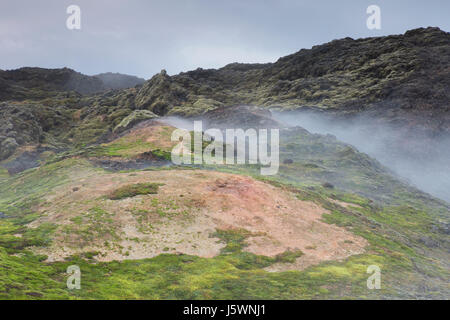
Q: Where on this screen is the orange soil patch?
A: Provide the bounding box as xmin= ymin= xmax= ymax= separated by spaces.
xmin=29 ymin=169 xmax=367 ymax=270
xmin=203 ymin=177 xmax=367 ymax=271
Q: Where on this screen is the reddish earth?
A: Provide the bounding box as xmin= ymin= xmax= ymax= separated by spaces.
xmin=30 ymin=168 xmax=367 ymax=270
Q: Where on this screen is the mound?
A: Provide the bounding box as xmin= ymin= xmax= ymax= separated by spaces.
xmin=29 ymin=169 xmax=366 ymax=270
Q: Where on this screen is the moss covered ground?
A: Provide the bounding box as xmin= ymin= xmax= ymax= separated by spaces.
xmin=0 ymin=149 xmax=448 ymax=299
xmin=0 ymin=106 xmax=448 ymax=300
xmin=108 ymin=183 xmax=163 ymax=200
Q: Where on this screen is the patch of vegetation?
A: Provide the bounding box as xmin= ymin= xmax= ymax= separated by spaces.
xmin=0 ymin=218 xmax=401 ymax=300
xmin=129 ymin=198 xmax=188 ymax=233
xmin=85 ymin=125 xmax=175 ymax=159
xmin=0 ymin=176 xmax=447 ymax=300
xmin=113 ymin=110 xmax=158 ymax=134
xmin=0 ymin=167 xmax=9 ymax=181
xmin=212 ymin=229 xmax=303 ymax=270
xmin=150 ymin=149 xmax=172 ymax=161
xmin=0 ymin=221 xmax=56 ymax=252
xmin=62 ymin=207 xmax=120 ymax=247
xmin=213 ymin=228 xmax=253 ymax=252
xmin=275 ymin=249 xmax=304 ymax=263
xmin=0 ymin=158 xmax=94 ymax=220
xmin=90 ymin=139 xmax=154 ymax=158
xmin=108 ymin=183 xmax=163 ymax=200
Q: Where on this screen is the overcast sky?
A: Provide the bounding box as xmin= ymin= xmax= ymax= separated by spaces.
xmin=1 ymin=0 xmax=449 ymax=79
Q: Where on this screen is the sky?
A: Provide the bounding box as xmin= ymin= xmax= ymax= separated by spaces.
xmin=1 ymin=0 xmax=449 ymax=79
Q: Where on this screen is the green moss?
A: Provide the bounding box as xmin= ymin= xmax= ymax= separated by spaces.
xmin=0 ymin=158 xmax=93 ymax=221
xmin=87 ymin=135 xmax=173 ymax=159
xmin=0 ymin=193 xmax=446 ymax=299
xmin=0 ymin=167 xmax=9 ymax=181
xmin=61 ymin=207 xmax=120 ymax=247
xmin=212 ymin=229 xmax=303 ymax=270
xmin=212 ymin=228 xmax=253 ymax=253
xmin=113 ymin=110 xmax=158 ymax=133
xmin=108 ymin=183 xmax=163 ymax=200
xmin=168 ymin=97 xmax=223 ymax=116
xmin=69 ymin=117 xmax=110 ymax=148
xmin=0 ymin=136 xmax=448 ymax=299
xmin=275 ymin=249 xmax=304 ymax=263
xmin=150 ymin=149 xmax=172 ymax=161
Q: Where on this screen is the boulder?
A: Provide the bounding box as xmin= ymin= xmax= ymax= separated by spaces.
xmin=0 ymin=137 xmax=19 ymax=160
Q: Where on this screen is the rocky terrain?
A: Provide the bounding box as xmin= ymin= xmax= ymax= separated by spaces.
xmin=1 ymin=27 xmax=448 ymax=164
xmin=139 ymin=27 xmax=449 ymax=133
xmin=0 ymin=27 xmax=449 ymax=300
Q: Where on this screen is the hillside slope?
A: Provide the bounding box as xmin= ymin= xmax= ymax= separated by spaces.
xmin=0 ymin=116 xmax=448 ymax=299
xmin=134 ymin=27 xmax=449 ymax=135
xmin=1 ymin=27 xmax=448 ymax=163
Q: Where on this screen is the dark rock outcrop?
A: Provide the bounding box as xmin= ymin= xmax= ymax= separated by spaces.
xmin=132 ymin=27 xmax=449 ymax=137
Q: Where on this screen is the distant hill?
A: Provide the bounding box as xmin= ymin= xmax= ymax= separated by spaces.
xmin=0 ymin=67 xmax=105 ymax=100
xmin=94 ymin=72 xmax=145 ymax=90
xmin=0 ymin=67 xmax=144 ymax=101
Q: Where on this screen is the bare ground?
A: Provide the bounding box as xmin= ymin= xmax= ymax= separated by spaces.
xmin=30 ymin=168 xmax=367 ymax=270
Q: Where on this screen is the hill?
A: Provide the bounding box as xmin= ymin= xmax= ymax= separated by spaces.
xmin=94 ymin=72 xmax=145 ymax=90
xmin=0 ymin=67 xmax=145 ymax=101
xmin=133 ymin=27 xmax=449 ymax=136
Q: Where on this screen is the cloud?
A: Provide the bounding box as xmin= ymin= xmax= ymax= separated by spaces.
xmin=0 ymin=0 xmax=449 ymax=77
xmin=178 ymin=44 xmax=281 ymax=70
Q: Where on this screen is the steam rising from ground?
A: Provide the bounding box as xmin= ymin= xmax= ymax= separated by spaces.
xmin=161 ymin=116 xmax=196 ymax=132
xmin=162 ymin=113 xmax=450 ymax=202
xmin=273 ymin=111 xmax=450 ymax=203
